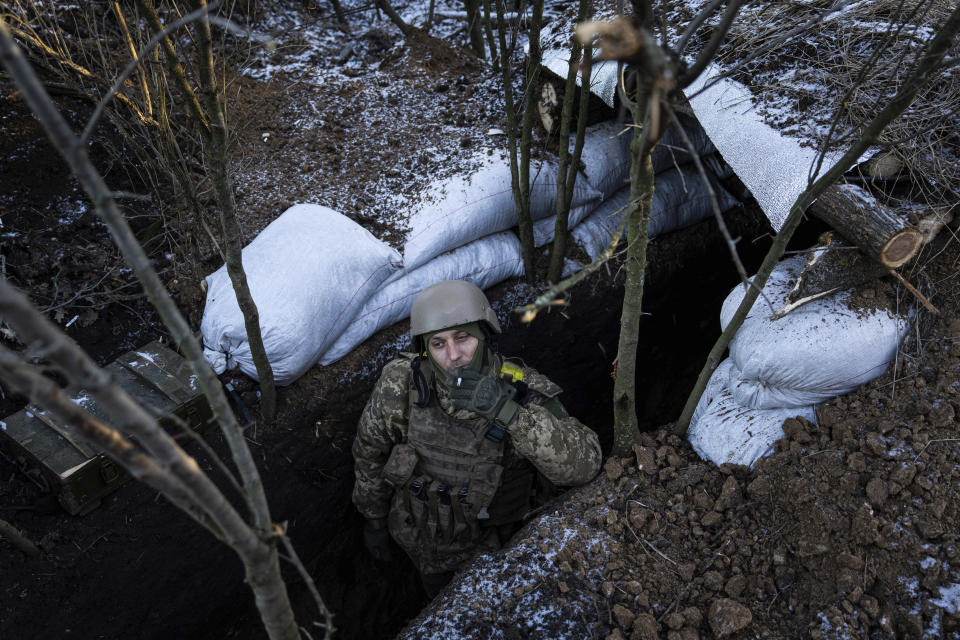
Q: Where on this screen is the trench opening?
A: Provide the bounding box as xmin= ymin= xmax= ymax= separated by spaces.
xmin=217 ymin=205 xmax=831 ymax=640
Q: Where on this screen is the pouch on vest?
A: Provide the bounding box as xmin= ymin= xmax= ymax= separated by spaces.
xmin=383 ymin=443 xmax=419 ymax=488
xmin=406 ymin=474 xmax=431 ymax=532
xmin=467 ymin=461 xmax=504 ymax=520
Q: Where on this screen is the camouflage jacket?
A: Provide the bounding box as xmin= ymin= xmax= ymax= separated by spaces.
xmin=352 ymin=352 xmax=602 ymax=522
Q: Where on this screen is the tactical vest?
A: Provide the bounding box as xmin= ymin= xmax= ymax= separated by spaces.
xmin=381 ymin=359 xmax=537 ymax=574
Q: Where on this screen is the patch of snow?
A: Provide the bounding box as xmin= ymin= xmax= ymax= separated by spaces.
xmin=401 ymin=512 xmax=616 ymax=638
xmin=900 ymin=576 xmax=920 ymax=598
xmin=931 ymin=583 xmax=960 ymax=614
xmin=135 ymin=351 xmax=157 ymax=364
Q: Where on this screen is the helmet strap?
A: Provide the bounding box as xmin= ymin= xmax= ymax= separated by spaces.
xmin=411 ymin=353 xmax=432 ymax=408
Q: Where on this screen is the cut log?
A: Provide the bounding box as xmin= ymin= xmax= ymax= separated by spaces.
xmin=809 ymin=183 xmax=923 ymax=269
xmin=536 ymin=73 xmax=615 ymax=135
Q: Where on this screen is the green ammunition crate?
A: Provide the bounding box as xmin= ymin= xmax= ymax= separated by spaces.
xmin=0 ymin=341 xmax=215 ymax=515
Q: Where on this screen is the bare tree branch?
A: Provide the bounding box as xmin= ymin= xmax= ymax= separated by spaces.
xmin=80 ymin=3 xmax=216 ymax=145
xmin=677 ymin=0 xmax=748 ymax=89
xmin=662 ymin=102 xmax=774 ymax=311
xmin=0 ymin=20 xmax=300 ymax=639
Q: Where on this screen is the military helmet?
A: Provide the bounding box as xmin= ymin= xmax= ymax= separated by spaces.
xmin=410 ymin=280 xmax=501 ymax=340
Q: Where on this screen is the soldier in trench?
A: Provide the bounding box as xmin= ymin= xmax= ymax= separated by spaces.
xmin=352 ymin=280 xmax=602 ymax=597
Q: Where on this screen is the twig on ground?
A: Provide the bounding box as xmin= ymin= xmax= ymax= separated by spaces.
xmin=888 ymin=268 xmax=940 ymax=314
xmin=642 ymin=538 xmax=676 ymax=566
xmin=913 ymin=438 xmax=960 ymax=461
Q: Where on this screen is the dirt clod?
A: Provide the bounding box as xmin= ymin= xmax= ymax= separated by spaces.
xmin=708 ymin=598 xmax=752 ymax=637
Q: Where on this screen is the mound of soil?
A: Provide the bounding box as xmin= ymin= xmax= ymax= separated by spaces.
xmin=404 ymin=237 xmax=960 ymax=639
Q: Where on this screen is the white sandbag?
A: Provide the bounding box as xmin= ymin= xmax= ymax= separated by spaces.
xmin=574 ymin=121 xmax=632 ymax=199
xmin=689 ymin=359 xmax=817 ymax=468
xmin=720 ymin=255 xmax=912 ymax=409
xmin=652 ymin=111 xmax=717 ymax=174
xmin=572 ymin=167 xmax=739 ymax=259
xmin=321 ymin=232 xmax=524 ymax=365
xmin=201 ymin=204 xmax=401 ymax=384
xmin=596 ymin=113 xmax=718 ymax=182
xmin=647 ymin=166 xmax=739 ymax=237
xmin=571 ymin=188 xmax=631 ymax=259
xmin=403 ymin=149 xmax=601 ymax=272
xmin=532 ymin=202 xmax=598 ymax=248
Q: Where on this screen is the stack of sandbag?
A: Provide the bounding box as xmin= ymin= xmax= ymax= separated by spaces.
xmin=572 ymin=167 xmax=739 ymax=260
xmin=200 ymin=115 xmax=742 ymax=379
xmin=320 ymin=142 xmax=606 ymax=365
xmin=401 ymin=148 xmax=602 ymax=273
xmin=200 ymin=204 xmax=401 ymax=384
xmin=688 ymin=255 xmax=913 ymax=467
xmin=571 ymin=114 xmax=740 ymax=260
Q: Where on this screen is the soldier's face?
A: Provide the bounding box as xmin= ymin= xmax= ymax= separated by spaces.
xmin=427 ymin=329 xmax=479 ymax=373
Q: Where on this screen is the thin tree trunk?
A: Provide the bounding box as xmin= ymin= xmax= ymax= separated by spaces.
xmin=329 ymin=0 xmax=352 ymax=34
xmin=135 ymin=0 xmax=210 ymax=135
xmin=375 ymin=0 xmax=415 ymax=37
xmin=496 ymin=0 xmax=535 ymax=277
xmin=612 ymin=87 xmax=656 ymax=456
xmin=675 ymin=2 xmax=960 ymax=435
xmin=517 ymin=0 xmax=544 ymax=277
xmin=464 ymin=0 xmax=485 ymax=57
xmin=482 ymin=0 xmax=498 ymax=71
xmin=191 ymin=0 xmax=276 ymax=424
xmin=548 ymin=0 xmax=592 ymax=283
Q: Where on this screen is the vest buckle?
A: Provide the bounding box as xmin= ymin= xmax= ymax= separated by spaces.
xmin=485 ymin=423 xmax=506 ymax=443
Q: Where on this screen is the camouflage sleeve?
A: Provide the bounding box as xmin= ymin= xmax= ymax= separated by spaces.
xmin=352 ymin=358 xmax=411 ymax=520
xmin=508 ymin=370 xmax=602 ymax=487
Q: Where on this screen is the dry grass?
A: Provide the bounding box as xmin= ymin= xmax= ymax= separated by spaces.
xmin=711 ymin=0 xmax=960 ymax=209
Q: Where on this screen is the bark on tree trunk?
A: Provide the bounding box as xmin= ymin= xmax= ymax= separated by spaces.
xmin=612 ymin=93 xmax=653 ymax=456
xmin=375 ymin=0 xmax=415 ymax=37
xmin=548 ymin=2 xmax=592 ymax=284
xmin=496 ymin=0 xmax=536 ymax=277
xmin=463 ymin=0 xmax=485 ymax=57
xmin=192 ymin=0 xmax=277 ymax=425
xmin=518 ymin=0 xmax=544 ymax=278
xmin=809 ymin=183 xmax=923 ymax=269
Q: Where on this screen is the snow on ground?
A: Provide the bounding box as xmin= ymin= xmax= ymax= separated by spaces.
xmin=228 ymin=0 xmax=530 ymax=245
xmin=399 ymin=503 xmax=620 ymax=639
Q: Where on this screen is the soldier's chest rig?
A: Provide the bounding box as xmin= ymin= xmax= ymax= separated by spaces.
xmin=383 ymin=359 xmax=536 ymax=570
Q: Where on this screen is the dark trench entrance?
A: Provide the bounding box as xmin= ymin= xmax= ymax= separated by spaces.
xmin=221 ymin=204 xmax=830 ymax=640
